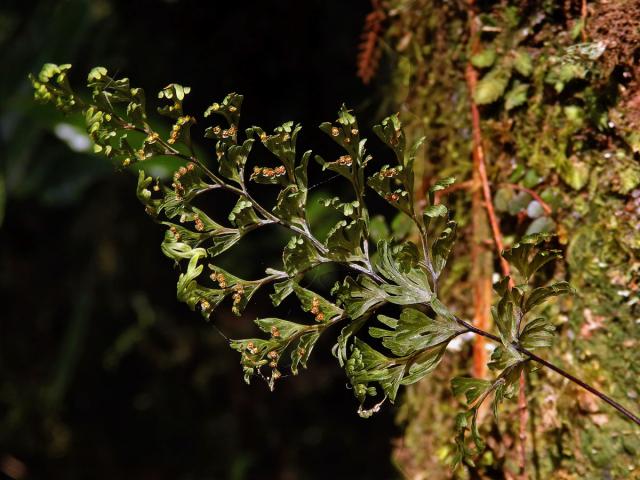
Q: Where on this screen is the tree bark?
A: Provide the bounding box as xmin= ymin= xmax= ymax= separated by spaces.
xmin=382 ymin=1 xmax=640 ymax=478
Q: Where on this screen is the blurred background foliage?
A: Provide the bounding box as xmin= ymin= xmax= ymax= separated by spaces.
xmin=0 ymin=0 xmax=401 ymax=478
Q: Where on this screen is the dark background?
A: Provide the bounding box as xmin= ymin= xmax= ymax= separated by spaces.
xmin=0 ymin=1 xmax=401 ymax=478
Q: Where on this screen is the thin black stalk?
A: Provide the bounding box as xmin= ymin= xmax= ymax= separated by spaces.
xmin=454 ymin=315 xmax=640 ymax=427
xmin=521 ymin=347 xmax=640 ymax=426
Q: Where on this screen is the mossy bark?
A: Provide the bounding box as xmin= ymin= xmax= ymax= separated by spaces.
xmin=379 ymin=1 xmax=640 ymax=478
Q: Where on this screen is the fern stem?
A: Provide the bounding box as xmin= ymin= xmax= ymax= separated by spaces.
xmin=520 ymin=347 xmax=640 ymax=426
xmin=456 ymin=316 xmax=640 ymax=427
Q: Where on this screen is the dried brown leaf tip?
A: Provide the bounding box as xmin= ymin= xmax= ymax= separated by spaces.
xmin=357 ymin=0 xmax=386 ymax=85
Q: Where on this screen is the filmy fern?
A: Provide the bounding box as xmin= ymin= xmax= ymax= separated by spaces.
xmin=31 ymin=63 xmax=640 ymax=465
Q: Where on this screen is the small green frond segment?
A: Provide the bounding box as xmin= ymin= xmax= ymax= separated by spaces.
xmin=451 ymin=377 xmax=492 ymax=406
xmin=332 ymin=275 xmax=387 ymax=320
xmin=369 ymin=114 xmax=424 ymax=214
xmin=231 ymin=316 xmax=327 ymax=388
xmin=204 ymin=92 xmax=243 ymax=127
xmin=520 ymin=317 xmax=555 ymax=350
xmin=501 ymin=233 xmax=561 ymax=282
xmin=375 ymin=241 xmax=433 ymax=305
xmin=453 ymin=409 xmax=484 ymax=467
xmin=367 ymin=164 xmax=412 ymax=214
xmin=451 ymin=365 xmax=524 ymax=466
xmin=524 ymin=281 xmax=573 ymax=312
xmin=488 ymin=345 xmax=526 ymax=371
xmin=492 ymin=295 xmax=518 ymax=346
xmin=373 ymin=114 xmax=407 ymax=165
xmin=317 ymin=105 xmax=368 ymax=188
xmin=428 ymin=176 xmax=455 ymax=204
xmin=320 ymin=197 xmax=361 ymax=219
xmin=432 ymin=220 xmax=457 ymax=277
xmin=292 ymin=284 xmax=343 ymax=323
xmin=369 ymin=307 xmax=464 ymax=357
xmin=157 ymin=83 xmax=191 ymax=118
xmin=31 ymin=63 xmax=77 ymax=112
xmin=283 ymin=236 xmax=325 ymax=276
xmin=249 ymin=121 xmax=302 ymax=180
xmin=423 ymin=203 xmax=447 ymax=221
xmin=176 ymin=251 xmax=225 ymax=320
xmin=270 ymin=278 xmax=295 ymax=307
xmin=345 ymin=337 xmax=425 ymax=409
xmin=324 ymin=219 xmax=366 ymax=262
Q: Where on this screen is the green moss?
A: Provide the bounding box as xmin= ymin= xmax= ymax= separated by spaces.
xmin=384 ymin=0 xmax=640 ymax=477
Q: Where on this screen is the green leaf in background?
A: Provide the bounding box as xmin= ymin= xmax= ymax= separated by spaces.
xmin=473 ymin=64 xmax=512 ymax=105
xmin=512 ymin=49 xmax=533 ymax=77
xmin=525 ymin=216 xmax=556 ymax=235
xmin=505 ymin=81 xmax=529 ymax=110
xmin=471 ymin=48 xmax=497 ymax=68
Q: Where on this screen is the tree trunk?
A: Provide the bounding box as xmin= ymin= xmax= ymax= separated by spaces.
xmin=377 ymin=1 xmax=640 ymax=478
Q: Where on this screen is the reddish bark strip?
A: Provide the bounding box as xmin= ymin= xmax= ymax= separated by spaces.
xmin=465 ymin=2 xmax=526 ymax=477
xmin=581 ymin=0 xmax=588 ymax=42
xmin=465 ymin=21 xmax=493 ymax=383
